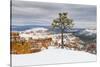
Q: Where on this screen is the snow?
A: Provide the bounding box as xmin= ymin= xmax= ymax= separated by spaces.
xmin=79 ymin=29 xmax=96 ymax=35
xmin=12 ymin=28 xmax=96 ymax=66
xmin=12 ymin=47 xmax=96 ymax=67
xmin=24 ymin=27 xmax=48 ymax=33
xmin=19 ymin=27 xmax=51 ymax=40
xmin=86 ymin=29 xmax=96 ymax=33
xmin=19 ymin=33 xmax=51 ymax=40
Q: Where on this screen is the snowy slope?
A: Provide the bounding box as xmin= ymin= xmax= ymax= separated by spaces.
xmin=24 ymin=27 xmax=48 ymax=33
xmin=12 ymin=47 xmax=96 ymax=67
xmin=78 ymin=29 xmax=96 ymax=36
xmin=19 ymin=27 xmax=51 ymax=40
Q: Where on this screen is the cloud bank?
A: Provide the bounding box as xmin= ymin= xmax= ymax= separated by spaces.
xmin=12 ymin=0 xmax=96 ymax=28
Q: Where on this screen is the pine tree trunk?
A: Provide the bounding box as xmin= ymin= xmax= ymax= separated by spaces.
xmin=61 ymin=29 xmax=64 ymax=49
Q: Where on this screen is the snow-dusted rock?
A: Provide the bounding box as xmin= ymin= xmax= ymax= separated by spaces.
xmin=19 ymin=27 xmax=51 ymax=40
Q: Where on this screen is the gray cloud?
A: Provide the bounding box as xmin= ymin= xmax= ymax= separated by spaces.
xmin=12 ymin=0 xmax=96 ymax=28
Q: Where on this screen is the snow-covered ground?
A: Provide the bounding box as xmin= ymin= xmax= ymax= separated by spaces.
xmin=12 ymin=46 xmax=96 ymax=67
xmin=78 ymin=29 xmax=96 ymax=36
xmin=12 ymin=28 xmax=96 ymax=66
xmin=19 ymin=27 xmax=52 ymax=40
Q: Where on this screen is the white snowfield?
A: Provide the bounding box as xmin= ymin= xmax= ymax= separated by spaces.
xmin=19 ymin=27 xmax=51 ymax=40
xmin=12 ymin=47 xmax=96 ymax=67
xmin=79 ymin=29 xmax=96 ymax=36
xmin=24 ymin=27 xmax=48 ymax=33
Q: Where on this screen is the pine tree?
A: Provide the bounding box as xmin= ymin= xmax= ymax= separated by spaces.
xmin=52 ymin=12 xmax=74 ymax=49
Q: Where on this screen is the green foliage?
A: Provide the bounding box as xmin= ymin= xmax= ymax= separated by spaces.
xmin=51 ymin=12 xmax=74 ymax=48
xmin=52 ymin=12 xmax=74 ymax=30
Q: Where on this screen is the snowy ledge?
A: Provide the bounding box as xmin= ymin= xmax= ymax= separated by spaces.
xmin=12 ymin=46 xmax=96 ymax=67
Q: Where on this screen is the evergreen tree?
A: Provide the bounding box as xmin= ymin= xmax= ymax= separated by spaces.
xmin=52 ymin=12 xmax=74 ymax=48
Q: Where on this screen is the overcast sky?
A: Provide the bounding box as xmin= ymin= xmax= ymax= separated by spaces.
xmin=12 ymin=0 xmax=96 ymax=28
